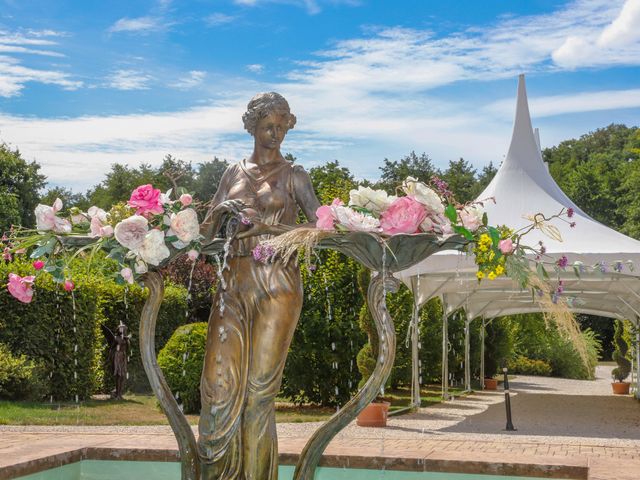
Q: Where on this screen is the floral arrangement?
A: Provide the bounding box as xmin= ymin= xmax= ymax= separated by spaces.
xmin=2 ymin=185 xmax=202 ymax=303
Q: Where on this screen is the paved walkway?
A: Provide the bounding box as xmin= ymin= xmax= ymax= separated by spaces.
xmin=2 ymin=366 xmax=640 ymax=479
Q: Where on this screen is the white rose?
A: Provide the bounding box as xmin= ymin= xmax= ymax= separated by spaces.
xmin=87 ymin=206 xmax=108 ymax=222
xmin=170 ymin=208 xmax=200 ymax=243
xmin=402 ymin=177 xmax=445 ymax=215
xmin=459 ymin=204 xmax=484 ymax=232
xmin=35 ymin=198 xmax=72 ymax=233
xmin=114 ymin=215 xmax=149 ymax=253
xmin=334 ymin=206 xmax=381 ymax=232
xmin=138 ymin=229 xmax=171 ymax=266
xmin=348 ymin=186 xmax=396 ymax=215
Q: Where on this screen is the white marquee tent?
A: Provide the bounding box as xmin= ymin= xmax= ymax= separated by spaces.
xmin=396 ymin=75 xmax=640 ymax=406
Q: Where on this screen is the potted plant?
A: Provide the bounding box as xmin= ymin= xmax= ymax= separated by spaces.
xmin=611 ymin=320 xmax=631 ymax=394
xmin=355 ymin=266 xmax=391 ymax=427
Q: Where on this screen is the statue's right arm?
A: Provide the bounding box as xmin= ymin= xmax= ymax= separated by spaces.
xmin=200 ymin=166 xmax=244 ymax=240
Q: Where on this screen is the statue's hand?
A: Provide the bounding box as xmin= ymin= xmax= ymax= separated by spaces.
xmin=211 ymin=199 xmax=246 ymax=218
xmin=235 ymin=220 xmax=271 ymax=239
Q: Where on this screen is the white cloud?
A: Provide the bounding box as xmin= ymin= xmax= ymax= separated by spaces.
xmin=170 ymin=70 xmax=206 ymax=89
xmin=108 ymin=16 xmax=163 ymax=34
xmin=552 ymin=0 xmax=640 ymax=68
xmin=0 ymin=30 xmax=80 ymax=97
xmin=246 ymin=64 xmax=264 ymax=73
xmin=106 ymin=69 xmax=153 ymax=90
xmin=205 ymin=13 xmax=237 ymax=26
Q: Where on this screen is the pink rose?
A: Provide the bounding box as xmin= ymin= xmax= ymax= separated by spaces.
xmin=90 ymin=216 xmax=114 ymax=238
xmin=380 ymin=197 xmax=427 ymax=235
xmin=498 ymin=238 xmax=514 ymax=254
xmin=63 ymin=279 xmax=75 ymax=292
xmin=179 ymin=193 xmax=193 ymax=206
xmin=315 ymin=198 xmax=343 ymax=231
xmin=128 ymin=184 xmax=164 ymax=217
xmin=187 ymin=249 xmax=199 ymax=262
xmin=7 ymin=273 xmax=35 ymax=303
xmin=120 ymin=267 xmax=134 ymax=284
xmin=33 ymin=260 xmax=45 ymax=270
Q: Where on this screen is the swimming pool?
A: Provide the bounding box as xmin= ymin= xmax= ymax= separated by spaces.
xmin=15 ymin=460 xmax=574 ymax=480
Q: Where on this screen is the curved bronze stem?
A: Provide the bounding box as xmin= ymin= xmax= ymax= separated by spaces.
xmin=293 ymin=271 xmax=400 ymax=480
xmin=140 ymin=272 xmax=200 ymax=480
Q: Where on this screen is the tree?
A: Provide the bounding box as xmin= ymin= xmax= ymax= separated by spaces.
xmin=439 ymin=158 xmax=477 ymax=203
xmin=476 ymin=161 xmax=497 ymax=196
xmin=40 ymin=186 xmax=89 ymax=211
xmin=192 ymin=158 xmax=229 ymax=204
xmin=377 ymin=152 xmax=436 ymax=193
xmin=0 ymin=143 xmax=46 ymax=229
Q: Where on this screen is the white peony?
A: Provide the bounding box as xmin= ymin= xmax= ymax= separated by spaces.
xmin=138 ymin=229 xmax=171 ymax=266
xmin=114 ymin=215 xmax=149 ymax=253
xmin=87 ymin=206 xmax=108 ymax=222
xmin=334 ymin=206 xmax=381 ymax=232
xmin=349 ymin=186 xmax=397 ymax=215
xmin=402 ymin=177 xmax=445 ymax=215
xmin=459 ymin=204 xmax=484 ymax=232
xmin=170 ymin=208 xmax=200 ymax=243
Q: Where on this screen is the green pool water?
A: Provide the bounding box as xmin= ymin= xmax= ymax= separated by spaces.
xmin=15 ymin=460 xmax=565 ymax=480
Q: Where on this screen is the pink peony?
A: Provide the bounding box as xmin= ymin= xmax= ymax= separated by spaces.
xmin=379 ymin=197 xmax=427 ymax=235
xmin=459 ymin=205 xmax=483 ymax=232
xmin=179 ymin=193 xmax=193 ymax=206
xmin=498 ymin=238 xmax=514 ymax=254
xmin=187 ymin=249 xmax=199 ymax=262
xmin=33 ymin=260 xmax=45 ymax=270
xmin=7 ymin=273 xmax=35 ymax=303
xmin=120 ymin=267 xmax=134 ymax=284
xmin=315 ymin=198 xmax=343 ymax=231
xmin=170 ymin=208 xmax=200 ymax=243
xmin=333 ymin=206 xmax=381 ymax=232
xmin=128 ymin=184 xmax=164 ymax=217
xmin=63 ymin=279 xmax=75 ymax=291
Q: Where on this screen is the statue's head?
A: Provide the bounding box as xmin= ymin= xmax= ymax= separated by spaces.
xmin=117 ymin=322 xmax=128 ymax=338
xmin=242 ymin=92 xmax=297 ymax=136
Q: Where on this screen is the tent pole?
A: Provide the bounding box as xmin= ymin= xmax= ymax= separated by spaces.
xmin=411 ymin=302 xmax=421 ymax=409
xmin=636 ymin=317 xmax=640 ymax=400
xmin=441 ymin=298 xmax=449 ymax=401
xmin=464 ymin=312 xmax=471 ymax=392
xmin=480 ymin=317 xmax=485 ymax=390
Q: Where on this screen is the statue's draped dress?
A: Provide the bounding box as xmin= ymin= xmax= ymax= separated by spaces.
xmin=198 ymin=159 xmax=303 ymax=480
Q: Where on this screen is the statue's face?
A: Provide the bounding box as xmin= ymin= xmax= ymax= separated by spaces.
xmin=255 ymin=112 xmax=288 ymax=150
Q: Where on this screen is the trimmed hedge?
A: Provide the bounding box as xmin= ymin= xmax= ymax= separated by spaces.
xmin=0 ymin=258 xmax=189 ymax=400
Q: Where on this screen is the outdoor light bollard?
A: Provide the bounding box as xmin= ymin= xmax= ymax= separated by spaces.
xmin=502 ymin=367 xmax=517 ymax=431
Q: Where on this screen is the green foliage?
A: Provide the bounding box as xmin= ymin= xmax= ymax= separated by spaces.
xmin=0 ymin=143 xmax=46 ymax=229
xmin=377 ymin=151 xmax=436 ymax=193
xmin=192 ymin=158 xmax=229 ymax=205
xmin=0 ymin=343 xmax=47 ymax=400
xmin=158 ymin=322 xmax=208 ymax=414
xmin=484 ymin=317 xmax=517 ymax=378
xmin=612 ymin=319 xmax=631 ymax=382
xmin=507 ymin=356 xmax=552 ymax=376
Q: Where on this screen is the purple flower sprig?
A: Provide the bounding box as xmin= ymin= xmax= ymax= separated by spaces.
xmin=252 ymin=244 xmax=275 ymax=263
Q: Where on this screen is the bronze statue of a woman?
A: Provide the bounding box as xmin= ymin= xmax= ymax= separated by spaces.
xmin=199 ymin=92 xmax=321 ymax=479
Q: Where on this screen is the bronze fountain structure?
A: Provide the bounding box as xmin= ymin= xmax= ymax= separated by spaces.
xmin=134 ymin=93 xmax=468 ymax=479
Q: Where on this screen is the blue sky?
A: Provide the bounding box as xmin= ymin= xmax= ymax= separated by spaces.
xmin=1 ymin=0 xmax=639 ymax=192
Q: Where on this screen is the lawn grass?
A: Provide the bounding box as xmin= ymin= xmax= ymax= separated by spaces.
xmin=0 ymin=385 xmax=468 ymax=426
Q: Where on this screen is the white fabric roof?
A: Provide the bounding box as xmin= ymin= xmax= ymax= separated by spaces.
xmin=397 ymin=74 xmax=640 ymax=320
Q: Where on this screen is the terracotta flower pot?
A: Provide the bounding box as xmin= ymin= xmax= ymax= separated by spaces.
xmin=356 ymin=401 xmax=391 ymax=427
xmin=611 ymin=382 xmax=631 ymax=395
xmin=484 ymin=378 xmax=498 ymax=390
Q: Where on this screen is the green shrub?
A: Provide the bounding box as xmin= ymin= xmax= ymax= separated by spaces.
xmin=508 ymin=356 xmax=552 ymax=376
xmin=0 ymin=343 xmax=47 ymax=400
xmin=158 ymin=322 xmax=207 ymax=414
xmin=484 ymin=317 xmax=517 ymax=378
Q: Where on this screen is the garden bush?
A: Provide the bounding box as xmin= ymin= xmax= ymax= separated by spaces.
xmin=0 ymin=343 xmax=47 ymax=400
xmin=158 ymin=322 xmax=207 ymax=414
xmin=612 ymin=319 xmax=631 ymax=382
xmin=508 ymin=355 xmax=552 ymax=376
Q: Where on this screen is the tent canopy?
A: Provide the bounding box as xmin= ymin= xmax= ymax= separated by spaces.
xmin=397 ymin=74 xmax=640 ymax=321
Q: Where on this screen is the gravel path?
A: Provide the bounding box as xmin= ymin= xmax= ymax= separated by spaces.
xmin=3 ymin=365 xmax=638 ymax=448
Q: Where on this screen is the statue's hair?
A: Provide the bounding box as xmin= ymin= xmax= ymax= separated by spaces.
xmin=242 ymin=92 xmax=297 ymax=136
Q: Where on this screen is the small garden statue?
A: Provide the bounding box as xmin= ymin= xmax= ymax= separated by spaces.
xmin=102 ymin=321 xmax=131 ymax=400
